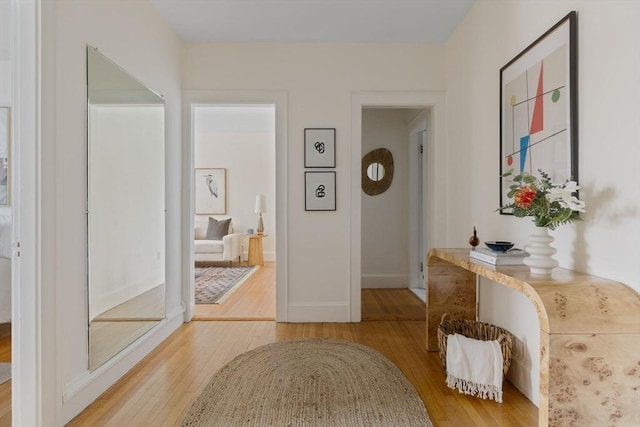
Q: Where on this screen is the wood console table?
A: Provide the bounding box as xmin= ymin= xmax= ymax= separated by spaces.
xmin=427 ymin=248 xmax=640 ymax=427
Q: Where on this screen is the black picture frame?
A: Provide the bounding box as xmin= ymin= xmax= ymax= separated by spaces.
xmin=499 ymin=11 xmax=578 ymax=214
xmin=304 ymin=128 xmax=336 ymax=168
xmin=305 ymin=171 xmax=336 ymax=211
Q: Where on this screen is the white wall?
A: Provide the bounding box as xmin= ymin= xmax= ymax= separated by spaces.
xmin=39 ymin=1 xmax=183 ymax=423
xmin=361 ymin=109 xmax=409 ymax=288
xmin=445 ymin=0 xmax=640 ymax=404
xmin=194 ymin=105 xmax=276 ymax=260
xmin=0 ymin=0 xmax=11 ymax=218
xmin=183 ymin=43 xmax=444 ymax=321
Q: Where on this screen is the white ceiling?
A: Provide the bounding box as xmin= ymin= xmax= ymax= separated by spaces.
xmin=150 ymin=0 xmax=476 ymax=43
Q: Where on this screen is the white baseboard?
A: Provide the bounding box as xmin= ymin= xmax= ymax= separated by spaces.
xmin=409 ymin=287 xmax=426 ymax=302
xmin=361 ymin=273 xmax=408 ymax=288
xmin=287 ymin=303 xmax=350 ymax=322
xmin=61 ymin=306 xmax=185 ymax=424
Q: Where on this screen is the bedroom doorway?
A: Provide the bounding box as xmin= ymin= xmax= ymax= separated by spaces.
xmin=189 ymin=104 xmax=277 ymax=320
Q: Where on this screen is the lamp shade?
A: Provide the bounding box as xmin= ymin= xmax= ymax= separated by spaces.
xmin=254 ymin=194 xmax=266 ymax=214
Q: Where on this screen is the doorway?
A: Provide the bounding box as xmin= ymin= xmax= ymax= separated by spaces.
xmin=191 ymin=104 xmax=276 ymax=320
xmin=360 ymin=108 xmax=428 ymax=320
xmin=350 ymin=91 xmax=446 ymax=322
xmin=183 ymin=91 xmax=288 ymax=323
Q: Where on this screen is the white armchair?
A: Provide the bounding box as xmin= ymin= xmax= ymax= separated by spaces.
xmin=194 ymin=217 xmax=242 ymax=264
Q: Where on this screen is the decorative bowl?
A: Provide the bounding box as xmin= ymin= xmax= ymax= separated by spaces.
xmin=485 ymin=241 xmax=515 ymax=252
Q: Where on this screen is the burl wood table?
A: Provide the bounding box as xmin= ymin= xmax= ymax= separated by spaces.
xmin=427 ymin=248 xmax=640 ymax=427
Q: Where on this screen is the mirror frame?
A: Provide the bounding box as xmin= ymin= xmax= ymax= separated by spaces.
xmin=362 ymin=148 xmax=394 ymax=196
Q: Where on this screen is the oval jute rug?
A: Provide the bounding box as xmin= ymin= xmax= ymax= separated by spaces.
xmin=182 ymin=338 xmax=433 ymax=427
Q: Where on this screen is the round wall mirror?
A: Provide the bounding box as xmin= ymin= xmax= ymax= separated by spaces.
xmin=362 ymin=148 xmax=393 ymax=196
xmin=366 ymin=162 xmax=385 ymax=181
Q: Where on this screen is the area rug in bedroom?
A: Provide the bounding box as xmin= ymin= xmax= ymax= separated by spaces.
xmin=0 ymin=363 xmax=10 ymax=385
xmin=181 ymin=339 xmax=433 ymax=427
xmin=194 ymin=266 xmax=258 ymax=304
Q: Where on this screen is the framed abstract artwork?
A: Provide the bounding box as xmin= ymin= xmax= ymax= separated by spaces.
xmin=305 ymin=171 xmax=336 ymax=211
xmin=304 ymin=128 xmax=336 ymax=168
xmin=195 ymin=168 xmax=226 ymax=214
xmin=500 ymin=11 xmax=578 ymax=213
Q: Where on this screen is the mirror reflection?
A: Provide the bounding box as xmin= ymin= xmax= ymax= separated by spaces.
xmin=0 ymin=107 xmax=9 ymax=205
xmin=87 ymin=46 xmax=165 ymax=370
xmin=366 ymin=162 xmax=385 ymax=182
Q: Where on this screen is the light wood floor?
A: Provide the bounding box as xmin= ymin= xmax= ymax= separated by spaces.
xmin=0 ymin=323 xmax=11 ymax=427
xmin=194 ymin=262 xmax=276 ymax=320
xmin=193 ymin=262 xmax=426 ymax=322
xmin=0 ymin=323 xmax=9 ymax=363
xmin=362 ymin=288 xmax=426 ymax=320
xmin=2 ymin=272 xmax=539 ymax=427
xmin=66 ymin=320 xmax=537 ymax=427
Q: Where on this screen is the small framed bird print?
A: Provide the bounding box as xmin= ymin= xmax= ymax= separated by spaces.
xmin=195 ymin=168 xmax=226 ymax=214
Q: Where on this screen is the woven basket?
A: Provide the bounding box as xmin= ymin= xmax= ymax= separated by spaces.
xmin=437 ymin=313 xmax=513 ymax=376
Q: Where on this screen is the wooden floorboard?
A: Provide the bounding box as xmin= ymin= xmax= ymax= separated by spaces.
xmin=194 ymin=261 xmax=276 ymax=320
xmin=362 ymin=288 xmax=426 ymax=320
xmin=66 ymin=320 xmax=537 ymax=427
xmin=0 ymin=322 xmax=10 ymax=427
xmin=0 ymin=323 xmax=10 ymax=362
xmin=1 ymin=272 xmax=538 ymax=427
xmin=193 ymin=263 xmax=426 ymax=322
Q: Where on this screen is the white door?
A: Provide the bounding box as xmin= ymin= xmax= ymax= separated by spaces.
xmin=417 ymin=129 xmax=427 ymax=288
xmin=408 ymin=114 xmax=428 ymax=299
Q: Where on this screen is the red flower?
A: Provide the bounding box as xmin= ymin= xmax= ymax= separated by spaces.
xmin=514 ymin=186 xmax=536 ymax=208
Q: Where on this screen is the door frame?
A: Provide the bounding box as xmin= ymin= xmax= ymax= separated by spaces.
xmin=350 ymin=91 xmax=447 ymax=321
xmin=12 ymin=0 xmax=55 ymax=424
xmin=182 ymin=90 xmax=288 ymax=322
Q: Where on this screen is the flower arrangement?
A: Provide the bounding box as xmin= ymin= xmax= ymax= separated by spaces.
xmin=499 ymin=169 xmax=586 ymax=230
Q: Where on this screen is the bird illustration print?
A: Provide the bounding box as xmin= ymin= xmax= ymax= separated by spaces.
xmin=205 ymin=174 xmax=218 ymax=198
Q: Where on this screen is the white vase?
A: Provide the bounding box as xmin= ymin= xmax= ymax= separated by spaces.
xmin=523 ymin=226 xmax=559 ymax=275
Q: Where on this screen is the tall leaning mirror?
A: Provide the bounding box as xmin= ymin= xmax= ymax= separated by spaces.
xmin=87 ymin=46 xmax=166 ymax=371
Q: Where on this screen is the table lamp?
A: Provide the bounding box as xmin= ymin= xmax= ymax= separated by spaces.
xmin=255 ymin=194 xmax=266 ymax=234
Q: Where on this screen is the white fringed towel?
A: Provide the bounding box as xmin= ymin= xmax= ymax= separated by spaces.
xmin=446 ymin=333 xmax=504 ymax=402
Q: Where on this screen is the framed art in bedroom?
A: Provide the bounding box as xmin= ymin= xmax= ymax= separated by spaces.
xmin=195 ymin=168 xmax=227 ymax=214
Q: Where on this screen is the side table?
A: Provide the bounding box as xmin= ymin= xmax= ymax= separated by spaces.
xmin=247 ymin=234 xmax=267 ymax=266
